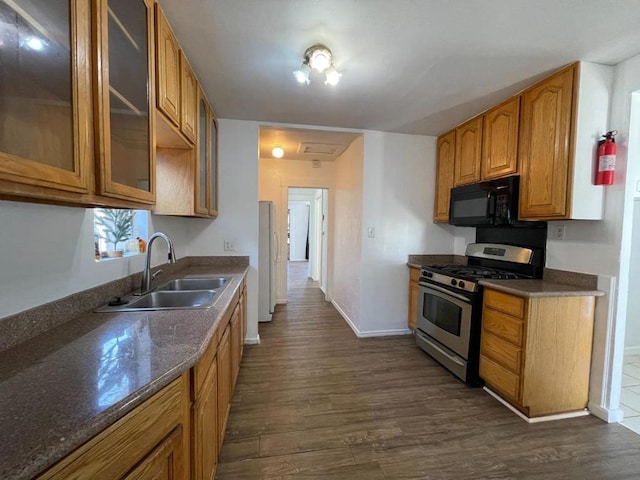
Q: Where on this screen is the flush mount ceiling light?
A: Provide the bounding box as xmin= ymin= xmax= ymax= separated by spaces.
xmin=272 ymin=145 xmax=285 ymax=158
xmin=293 ymin=44 xmax=342 ymax=86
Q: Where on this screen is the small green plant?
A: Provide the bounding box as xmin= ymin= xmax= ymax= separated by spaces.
xmin=95 ymin=208 xmax=135 ymax=251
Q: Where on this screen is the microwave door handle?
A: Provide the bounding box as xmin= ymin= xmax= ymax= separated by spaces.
xmin=486 ymin=191 xmax=496 ymax=220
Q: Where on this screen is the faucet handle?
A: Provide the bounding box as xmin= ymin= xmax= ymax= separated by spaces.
xmin=151 ymin=269 xmax=163 ymax=281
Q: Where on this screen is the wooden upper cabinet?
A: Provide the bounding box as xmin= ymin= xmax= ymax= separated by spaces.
xmin=155 ymin=5 xmax=181 ymax=127
xmin=0 ymin=0 xmax=92 ymax=199
xmin=519 ymin=66 xmax=575 ymax=219
xmin=95 ymin=0 xmax=155 ymax=204
xmin=195 ymin=89 xmax=209 ymax=216
xmin=433 ymin=130 xmax=455 ymax=223
xmin=208 ymin=108 xmax=219 ymax=217
xmin=180 ymin=53 xmax=198 ymax=143
xmin=454 ymin=116 xmax=483 ymax=186
xmin=482 ymin=97 xmax=520 ymax=180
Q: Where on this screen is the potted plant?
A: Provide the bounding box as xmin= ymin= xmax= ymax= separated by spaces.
xmin=95 ymin=209 xmax=135 ymax=257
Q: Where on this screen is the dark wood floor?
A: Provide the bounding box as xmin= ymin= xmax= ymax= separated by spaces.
xmin=217 ymin=262 xmax=640 ymax=479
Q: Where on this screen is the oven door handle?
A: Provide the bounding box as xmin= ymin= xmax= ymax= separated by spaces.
xmin=419 ymin=282 xmax=470 ymax=303
xmin=416 ymin=331 xmax=465 ymax=367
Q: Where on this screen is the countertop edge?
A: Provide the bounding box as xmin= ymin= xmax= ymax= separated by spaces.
xmin=478 ymin=279 xmax=605 ymax=298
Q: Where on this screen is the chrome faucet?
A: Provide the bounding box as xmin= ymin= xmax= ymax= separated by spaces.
xmin=139 ymin=232 xmax=177 ymax=294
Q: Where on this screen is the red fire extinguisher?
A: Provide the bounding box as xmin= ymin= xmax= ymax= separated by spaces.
xmin=595 ymin=130 xmax=618 ymax=185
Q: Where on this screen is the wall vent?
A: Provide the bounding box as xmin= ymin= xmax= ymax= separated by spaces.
xmin=312 ymin=159 xmax=321 ymax=168
xmin=297 ymin=142 xmax=347 ymax=157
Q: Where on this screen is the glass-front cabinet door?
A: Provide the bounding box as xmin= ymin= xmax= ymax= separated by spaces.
xmin=0 ymin=0 xmax=92 ymax=196
xmin=209 ymin=109 xmax=218 ymax=217
xmin=195 ymin=89 xmax=209 ymax=215
xmin=95 ymin=0 xmax=155 ymax=204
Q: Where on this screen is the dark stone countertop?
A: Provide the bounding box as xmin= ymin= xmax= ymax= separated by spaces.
xmin=478 ymin=278 xmax=604 ymax=298
xmin=0 ymin=264 xmax=248 ymax=480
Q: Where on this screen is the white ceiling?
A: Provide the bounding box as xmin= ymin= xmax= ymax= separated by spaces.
xmin=259 ymin=127 xmax=361 ymax=161
xmin=158 ymin=0 xmax=640 ymax=136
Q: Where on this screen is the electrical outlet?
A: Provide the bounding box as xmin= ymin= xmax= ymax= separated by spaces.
xmin=367 ymin=227 xmax=375 ymax=238
xmin=553 ymin=225 xmax=566 ymax=241
xmin=224 ymin=240 xmax=234 ymax=251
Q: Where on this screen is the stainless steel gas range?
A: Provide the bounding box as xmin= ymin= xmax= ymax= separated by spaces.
xmin=416 ymin=242 xmax=544 ymax=385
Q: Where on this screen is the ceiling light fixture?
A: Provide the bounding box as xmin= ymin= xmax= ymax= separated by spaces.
xmin=272 ymin=145 xmax=284 ymax=158
xmin=293 ymin=44 xmax=341 ymax=86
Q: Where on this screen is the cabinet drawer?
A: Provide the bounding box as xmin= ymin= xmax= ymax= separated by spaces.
xmin=484 ymin=289 xmax=525 ymax=318
xmin=479 ymin=354 xmax=520 ymax=402
xmin=482 ymin=308 xmax=525 ymax=347
xmin=481 ymin=331 xmax=522 ymax=374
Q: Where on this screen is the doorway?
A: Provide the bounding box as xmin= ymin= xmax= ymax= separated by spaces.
xmin=619 ymin=90 xmax=640 ymax=435
xmin=287 ymin=187 xmax=328 ymax=295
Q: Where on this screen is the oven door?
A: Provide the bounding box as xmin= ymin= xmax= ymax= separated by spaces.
xmin=417 ymin=283 xmax=473 ymax=359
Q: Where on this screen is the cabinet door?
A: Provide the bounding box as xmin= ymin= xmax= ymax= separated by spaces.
xmin=519 ymin=67 xmax=575 ymax=219
xmin=240 ymin=285 xmax=247 ymax=358
xmin=95 ymin=0 xmax=155 ymax=204
xmin=195 ymin=90 xmax=209 ymax=215
xmin=155 ymin=5 xmax=180 ymax=127
xmin=193 ymin=358 xmax=218 ymax=480
xmin=230 ymin=304 xmax=242 ymax=389
xmin=433 ymin=130 xmax=455 ymax=223
xmin=217 ymin=325 xmax=231 ymax=451
xmin=180 ymin=53 xmax=198 ymax=143
xmin=0 ymin=0 xmax=92 ymax=197
xmin=123 ymin=426 xmax=186 ymax=480
xmin=482 ymin=97 xmax=520 ymax=180
xmin=454 ymin=116 xmax=483 ymax=186
xmin=208 ymin=109 xmax=219 ymax=217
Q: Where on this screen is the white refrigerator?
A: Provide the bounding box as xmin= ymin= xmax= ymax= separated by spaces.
xmin=258 ymin=201 xmax=277 ymax=322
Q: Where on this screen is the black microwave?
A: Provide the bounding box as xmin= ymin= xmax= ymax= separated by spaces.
xmin=448 ymin=176 xmax=520 ymax=226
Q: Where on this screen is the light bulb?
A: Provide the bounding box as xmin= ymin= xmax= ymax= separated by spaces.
xmin=324 ymin=65 xmax=342 ymax=86
xmin=272 ymin=146 xmax=284 ymax=158
xmin=309 ymin=48 xmax=331 ymax=72
xmin=293 ymin=63 xmax=310 ymax=84
xmin=25 ymin=36 xmax=45 ymax=51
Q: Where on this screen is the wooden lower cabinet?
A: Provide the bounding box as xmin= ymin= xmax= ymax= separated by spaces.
xmin=408 ymin=267 xmax=420 ymax=330
xmin=479 ymin=288 xmax=596 ymax=417
xmin=123 ymin=427 xmax=185 ymax=480
xmin=217 ymin=325 xmax=232 ymax=450
xmin=38 ymin=374 xmax=190 ymax=480
xmin=231 ymin=304 xmax=242 ymax=389
xmin=192 ymin=358 xmax=218 ymax=480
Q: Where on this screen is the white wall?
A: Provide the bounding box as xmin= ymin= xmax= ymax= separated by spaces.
xmin=0 ymin=201 xmax=193 ymax=320
xmin=625 ymin=199 xmax=640 ymax=352
xmin=359 ymin=132 xmax=457 ymax=335
xmin=332 ymin=136 xmax=364 ymax=331
xmin=188 ymin=119 xmax=260 ymax=342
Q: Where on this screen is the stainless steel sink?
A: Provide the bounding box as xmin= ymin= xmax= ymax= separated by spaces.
xmin=158 ymin=277 xmax=229 ymax=291
xmin=96 ymin=289 xmax=216 ymax=312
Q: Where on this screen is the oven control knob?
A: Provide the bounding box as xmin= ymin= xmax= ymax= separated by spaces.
xmin=459 ymin=281 xmax=465 ymax=289
xmin=426 ymin=272 xmax=433 ymax=278
xmin=450 ymin=279 xmax=457 ymax=286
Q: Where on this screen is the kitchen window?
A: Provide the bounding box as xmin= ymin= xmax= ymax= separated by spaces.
xmin=93 ymin=208 xmax=149 ymax=260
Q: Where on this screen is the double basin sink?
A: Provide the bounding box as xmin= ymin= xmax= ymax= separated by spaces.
xmin=96 ymin=276 xmax=230 ymax=312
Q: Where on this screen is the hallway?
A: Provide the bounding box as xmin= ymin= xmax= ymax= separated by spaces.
xmin=216 ymin=263 xmax=640 ymax=479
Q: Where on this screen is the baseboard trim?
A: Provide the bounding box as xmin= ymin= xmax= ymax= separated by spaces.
xmin=624 ymin=346 xmax=640 ymax=356
xmin=330 ymin=299 xmax=359 ymax=337
xmin=484 ymin=387 xmax=590 ymax=423
xmin=329 ymin=299 xmax=412 ymax=338
xmin=588 ymin=402 xmax=624 ymax=423
xmin=244 ymin=334 xmax=260 ymax=345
